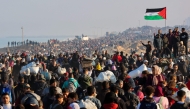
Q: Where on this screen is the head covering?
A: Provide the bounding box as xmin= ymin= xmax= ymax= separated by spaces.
xmin=112 ymin=65 xmax=117 ymax=71
xmin=39 ymin=74 xmax=46 ymax=80
xmin=152 ymin=65 xmax=163 ymax=86
xmin=24 ymin=84 xmax=30 ymax=89
xmin=179 ymin=56 xmax=184 ymax=60
xmin=96 ymin=63 xmax=101 ymax=71
xmin=180 ymin=41 xmax=183 ymax=45
xmin=152 ymin=65 xmax=161 ymax=75
xmin=143 ymin=60 xmax=148 ymax=63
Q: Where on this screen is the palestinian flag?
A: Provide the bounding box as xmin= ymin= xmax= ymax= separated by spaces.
xmin=144 ymin=7 xmax=166 ymax=20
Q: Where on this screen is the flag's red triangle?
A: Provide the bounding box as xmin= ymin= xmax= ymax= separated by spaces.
xmin=158 ymin=7 xmax=166 ymax=19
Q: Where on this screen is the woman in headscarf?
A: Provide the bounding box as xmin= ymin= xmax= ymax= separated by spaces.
xmin=147 ymin=65 xmax=165 ymax=86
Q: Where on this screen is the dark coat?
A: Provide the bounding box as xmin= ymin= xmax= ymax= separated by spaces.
xmin=12 ymin=64 xmax=21 ymax=82
xmin=97 ymin=88 xmax=110 ymax=104
xmin=154 ymin=37 xmax=163 ymax=49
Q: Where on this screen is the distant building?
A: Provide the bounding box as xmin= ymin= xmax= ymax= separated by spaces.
xmin=106 ymin=32 xmax=109 ymax=36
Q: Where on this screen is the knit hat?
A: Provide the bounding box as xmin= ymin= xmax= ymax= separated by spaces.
xmin=39 ymin=74 xmax=46 ymax=80
xmin=96 ymin=63 xmax=101 ymax=71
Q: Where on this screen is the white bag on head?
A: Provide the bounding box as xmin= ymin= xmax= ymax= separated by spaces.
xmin=96 ymin=70 xmax=116 ymax=83
xmin=29 ymin=67 xmax=39 ymax=75
xmin=128 ymin=64 xmax=147 ymax=78
xmin=58 ymin=66 xmax=66 ymax=75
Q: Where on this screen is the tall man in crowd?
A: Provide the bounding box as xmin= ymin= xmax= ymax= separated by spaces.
xmin=180 ymin=28 xmax=189 ymax=55
xmin=153 ymin=30 xmax=163 ymax=57
xmin=167 ymin=29 xmax=173 ymax=52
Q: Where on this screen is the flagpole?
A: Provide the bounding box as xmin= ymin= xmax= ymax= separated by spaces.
xmin=165 ymin=19 xmax=167 ymax=33
xmin=165 ymin=7 xmax=167 ymax=33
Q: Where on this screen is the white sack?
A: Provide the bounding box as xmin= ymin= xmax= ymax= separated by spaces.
xmin=147 ymin=68 xmax=152 ymax=74
xmin=29 ymin=67 xmax=39 ymax=74
xmin=58 ymin=66 xmax=66 ymax=75
xmin=27 ymin=62 xmax=36 ymax=68
xmin=171 ymin=87 xmax=190 ymax=104
xmin=96 ymin=70 xmax=116 ymax=83
xmin=128 ymin=64 xmax=147 ymax=78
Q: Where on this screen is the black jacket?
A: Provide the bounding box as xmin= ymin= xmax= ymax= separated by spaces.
xmin=180 ymin=32 xmax=189 ymax=43
xmin=14 ymin=83 xmax=25 ymax=100
xmin=172 ymin=36 xmax=180 ymax=46
xmin=170 ymin=102 xmax=187 ymax=109
xmin=142 ymin=43 xmax=152 ymax=53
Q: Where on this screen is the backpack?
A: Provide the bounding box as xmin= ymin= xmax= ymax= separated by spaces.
xmin=22 ymin=93 xmax=39 ymax=106
xmin=122 ymin=92 xmax=138 ymax=109
xmin=50 ymin=103 xmax=59 ymax=109
xmin=156 ymin=97 xmax=164 ymax=109
xmin=68 ymin=80 xmax=77 ymax=93
xmin=78 ymin=98 xmax=97 ymax=109
xmin=1 ymin=86 xmax=12 ymax=103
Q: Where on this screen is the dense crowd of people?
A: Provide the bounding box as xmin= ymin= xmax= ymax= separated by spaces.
xmin=0 ymin=27 xmax=189 ymax=109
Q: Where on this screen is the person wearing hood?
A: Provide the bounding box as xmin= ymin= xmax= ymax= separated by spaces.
xmin=147 ymin=65 xmax=164 ymax=86
xmin=101 ymin=92 xmax=118 ymax=109
xmin=33 ymin=74 xmax=48 ymax=97
xmin=177 ymin=56 xmax=188 ymax=77
xmin=78 ymin=68 xmax=92 ymax=90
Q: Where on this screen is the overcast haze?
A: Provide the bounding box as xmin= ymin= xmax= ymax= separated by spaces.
xmin=0 ymin=0 xmax=189 ymax=37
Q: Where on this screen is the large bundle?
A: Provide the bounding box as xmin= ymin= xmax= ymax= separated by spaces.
xmin=128 ymin=64 xmax=147 ymax=78
xmin=96 ymin=70 xmax=116 ymax=83
xmin=58 ymin=66 xmax=66 ymax=75
xmin=171 ymin=87 xmax=190 ymax=104
xmin=20 ymin=68 xmax=30 ymax=76
xmin=26 ymin=62 xmax=36 ymax=68
xmin=30 ymin=67 xmax=39 ymax=75
xmin=20 ymin=62 xmax=39 ymax=76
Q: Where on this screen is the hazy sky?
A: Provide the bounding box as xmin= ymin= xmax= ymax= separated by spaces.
xmin=0 ymin=0 xmax=189 ymax=37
